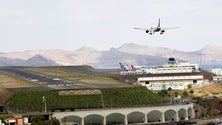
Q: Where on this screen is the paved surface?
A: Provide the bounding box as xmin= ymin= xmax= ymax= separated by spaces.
xmin=63 ymin=66 xmax=121 ymax=75
xmin=0 ymin=66 xmax=133 ymax=90
xmin=193 ymin=116 xmax=222 ymax=125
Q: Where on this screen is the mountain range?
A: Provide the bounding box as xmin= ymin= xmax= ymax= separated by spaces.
xmin=0 ymin=43 xmax=222 ymax=68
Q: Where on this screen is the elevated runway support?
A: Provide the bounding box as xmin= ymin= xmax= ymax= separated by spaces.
xmin=53 ymin=103 xmax=194 ymax=125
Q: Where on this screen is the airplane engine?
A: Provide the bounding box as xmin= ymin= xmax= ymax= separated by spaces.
xmin=145 ymin=30 xmax=149 ymax=33
xmin=160 ymin=30 xmax=165 ymax=34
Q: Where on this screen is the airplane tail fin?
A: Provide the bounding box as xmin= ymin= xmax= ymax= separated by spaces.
xmin=131 ymin=65 xmax=135 ymax=70
xmin=119 ymin=63 xmax=124 ymax=69
xmin=158 ymin=18 xmax=160 ymax=27
xmin=119 ymin=63 xmax=128 ymax=71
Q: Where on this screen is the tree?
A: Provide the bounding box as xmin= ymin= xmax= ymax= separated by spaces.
xmin=30 ymin=115 xmax=46 ymax=125
xmin=158 ymin=90 xmax=168 ymax=97
xmin=182 ymin=91 xmax=188 ymax=97
xmin=168 ymin=87 xmax=172 ymax=91
xmin=31 ymin=115 xmax=45 ymax=123
xmin=188 ymin=84 xmax=192 ymax=89
xmin=50 ymin=117 xmax=60 ymax=125
xmin=189 ymin=89 xmax=194 ymax=95
xmin=174 ymin=92 xmax=178 ymax=97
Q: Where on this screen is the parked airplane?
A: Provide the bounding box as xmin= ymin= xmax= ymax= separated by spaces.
xmin=133 ymin=18 xmax=179 ymax=35
xmin=131 ymin=65 xmax=142 ymax=70
xmin=119 ymin=63 xmax=142 ymax=71
xmin=119 ymin=63 xmax=131 ymax=71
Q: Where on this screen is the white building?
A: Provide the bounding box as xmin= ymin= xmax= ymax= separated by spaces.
xmin=211 ymin=68 xmax=222 ymax=82
xmin=120 ymin=70 xmax=144 ymax=75
xmin=137 ymin=73 xmax=204 ymax=90
xmin=144 ymin=58 xmax=199 ymax=74
xmin=143 ymin=66 xmax=197 ymax=74
xmin=121 ymin=58 xmax=204 ymax=90
xmin=120 ymin=58 xmax=200 ymax=75
xmin=211 ymin=68 xmax=222 ymax=76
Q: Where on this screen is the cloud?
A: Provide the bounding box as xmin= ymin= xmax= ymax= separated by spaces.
xmin=0 ymin=0 xmax=221 ymax=52
xmin=0 ymin=8 xmax=26 ymax=19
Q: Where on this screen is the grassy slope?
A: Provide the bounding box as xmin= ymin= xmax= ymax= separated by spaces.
xmin=0 ymin=89 xmax=12 ymax=106
xmin=8 ymin=87 xmax=168 ymax=112
xmin=193 ymin=83 xmax=222 ymax=96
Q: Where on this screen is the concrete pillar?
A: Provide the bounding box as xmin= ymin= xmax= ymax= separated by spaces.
xmin=124 ymin=115 xmax=128 ymax=125
xmin=185 ymin=109 xmax=189 ymax=120
xmin=58 ymin=119 xmax=62 ymax=125
xmin=81 ymin=118 xmax=84 ymax=125
xmin=191 ymin=108 xmax=195 ymax=118
xmin=161 ymin=112 xmax=165 ymax=122
xmin=175 ymin=112 xmax=179 ymax=121
xmin=103 ymin=117 xmax=106 ymax=125
xmin=187 ymin=107 xmax=195 ymax=119
xmin=49 ymin=114 xmax=53 ymax=120
xmin=144 ymin=114 xmax=147 ymax=123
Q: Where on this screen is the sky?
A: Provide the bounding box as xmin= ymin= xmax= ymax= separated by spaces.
xmin=0 ymin=0 xmax=222 ymax=52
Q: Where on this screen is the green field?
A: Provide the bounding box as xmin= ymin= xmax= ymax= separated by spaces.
xmin=24 ymin=67 xmax=125 ymax=84
xmin=7 ymin=87 xmax=169 ymax=112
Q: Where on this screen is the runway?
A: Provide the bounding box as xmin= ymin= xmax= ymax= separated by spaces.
xmin=0 ymin=66 xmax=133 ymax=90
xmin=62 ymin=66 xmax=121 ymax=76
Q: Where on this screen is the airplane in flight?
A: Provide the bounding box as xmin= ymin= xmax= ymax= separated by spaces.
xmin=133 ymin=18 xmax=179 ymax=35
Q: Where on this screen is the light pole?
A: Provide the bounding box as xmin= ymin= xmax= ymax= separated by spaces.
xmin=42 ymin=96 xmax=47 ymax=112
xmin=44 ymin=99 xmax=47 ymax=113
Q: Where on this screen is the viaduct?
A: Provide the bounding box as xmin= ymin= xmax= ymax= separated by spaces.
xmin=53 ymin=103 xmax=194 ymax=125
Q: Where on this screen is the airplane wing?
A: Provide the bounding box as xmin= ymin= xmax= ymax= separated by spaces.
xmin=158 ymin=27 xmax=179 ymax=34
xmin=163 ymin=27 xmax=180 ymax=30
xmin=133 ymin=28 xmax=148 ymax=30
xmin=134 ymin=27 xmax=154 ymax=34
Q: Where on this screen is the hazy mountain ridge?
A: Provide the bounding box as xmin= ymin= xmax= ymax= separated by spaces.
xmin=24 ymin=54 xmax=58 ymax=66
xmin=0 ymin=57 xmax=24 ymax=66
xmin=0 ymin=55 xmax=58 ymax=66
xmin=0 ymin=43 xmax=222 ymax=67
xmin=116 ymin=43 xmax=179 ymax=55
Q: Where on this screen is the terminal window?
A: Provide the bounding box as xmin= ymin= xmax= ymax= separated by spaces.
xmin=193 ymin=80 xmax=197 ymax=84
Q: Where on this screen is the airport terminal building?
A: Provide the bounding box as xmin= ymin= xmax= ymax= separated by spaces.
xmin=134 ymin=58 xmax=204 ymax=90
xmin=137 ymin=73 xmax=204 ymax=90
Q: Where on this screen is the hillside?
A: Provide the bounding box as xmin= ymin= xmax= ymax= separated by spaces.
xmin=7 ymin=87 xmax=168 ymax=112
xmin=193 ymin=83 xmax=222 ymax=97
